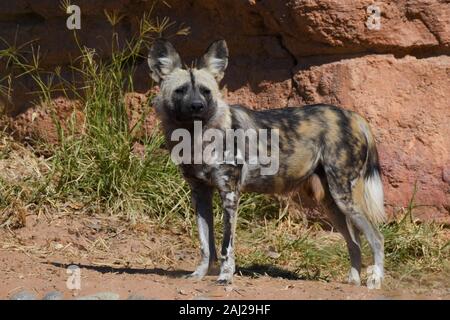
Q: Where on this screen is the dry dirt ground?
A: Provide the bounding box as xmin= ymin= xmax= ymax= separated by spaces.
xmin=0 ymin=214 xmax=448 ymax=300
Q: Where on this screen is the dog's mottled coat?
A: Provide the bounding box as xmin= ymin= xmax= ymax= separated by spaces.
xmin=148 ymin=39 xmax=386 ymax=288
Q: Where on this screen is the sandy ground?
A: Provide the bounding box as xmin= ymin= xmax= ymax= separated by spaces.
xmin=0 ymin=214 xmax=448 ymax=300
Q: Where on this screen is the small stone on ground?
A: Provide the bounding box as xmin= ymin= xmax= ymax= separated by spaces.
xmin=43 ymin=291 xmax=64 ymax=300
xmin=10 ymin=290 xmax=36 ymax=300
xmin=76 ymin=292 xmax=120 ymax=300
xmin=126 ymin=294 xmax=147 ymax=300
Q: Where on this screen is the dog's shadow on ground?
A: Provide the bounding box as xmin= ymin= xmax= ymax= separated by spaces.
xmin=48 ymin=262 xmax=191 ymax=278
xmin=48 ymin=262 xmax=308 ymax=281
xmin=236 ymin=264 xmax=307 ymax=280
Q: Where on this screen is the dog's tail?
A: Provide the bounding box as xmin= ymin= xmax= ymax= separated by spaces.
xmin=359 ymin=119 xmax=386 ymax=225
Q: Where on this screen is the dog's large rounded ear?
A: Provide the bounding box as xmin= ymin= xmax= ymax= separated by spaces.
xmin=148 ymin=39 xmax=182 ymax=83
xmin=198 ymin=40 xmax=228 ymax=82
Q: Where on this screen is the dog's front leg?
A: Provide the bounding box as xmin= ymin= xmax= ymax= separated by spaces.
xmin=217 ymin=189 xmax=240 ymax=284
xmin=187 ymin=182 xmax=217 ymax=279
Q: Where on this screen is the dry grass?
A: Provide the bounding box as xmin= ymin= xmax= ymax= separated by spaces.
xmin=0 ymin=128 xmax=449 ymax=291
xmin=235 ymin=213 xmax=450 ymax=290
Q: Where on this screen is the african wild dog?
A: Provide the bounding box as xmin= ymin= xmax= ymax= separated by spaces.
xmin=148 ymin=39 xmax=386 ymax=289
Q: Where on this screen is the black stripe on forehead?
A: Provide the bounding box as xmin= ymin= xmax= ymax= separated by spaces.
xmin=189 ymin=69 xmax=196 ymax=87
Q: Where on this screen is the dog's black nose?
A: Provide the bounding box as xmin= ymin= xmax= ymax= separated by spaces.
xmin=191 ymin=101 xmax=204 ymax=112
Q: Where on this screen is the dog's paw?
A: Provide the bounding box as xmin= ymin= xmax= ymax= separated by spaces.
xmin=184 ymin=272 xmax=204 ymax=280
xmin=366 ymin=265 xmax=383 ymax=290
xmin=185 ymin=265 xmax=209 ymax=280
xmin=216 ymin=278 xmax=232 ymax=286
xmin=347 ymin=267 xmax=361 ymax=286
xmin=216 ymin=273 xmax=233 ymax=285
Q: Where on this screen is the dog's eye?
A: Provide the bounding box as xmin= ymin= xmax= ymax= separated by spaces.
xmin=175 ymin=86 xmax=187 ymax=95
xmin=200 ymin=87 xmax=211 ymax=96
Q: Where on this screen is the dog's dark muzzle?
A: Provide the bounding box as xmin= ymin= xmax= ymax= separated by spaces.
xmin=190 ymin=100 xmax=205 ymax=113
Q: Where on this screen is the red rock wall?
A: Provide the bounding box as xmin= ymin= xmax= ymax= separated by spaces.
xmin=0 ymin=0 xmax=449 ymax=220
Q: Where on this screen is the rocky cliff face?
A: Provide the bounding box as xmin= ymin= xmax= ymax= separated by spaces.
xmin=1 ymin=0 xmax=449 ymax=221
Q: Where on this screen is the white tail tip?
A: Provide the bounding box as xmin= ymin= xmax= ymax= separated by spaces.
xmin=364 ymin=172 xmax=386 ymax=225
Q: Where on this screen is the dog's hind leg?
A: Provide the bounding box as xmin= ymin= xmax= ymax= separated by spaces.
xmin=322 ymin=194 xmax=362 ymax=286
xmin=347 ymin=210 xmax=384 ymax=289
xmin=324 ymin=170 xmax=385 ymax=289
xmin=305 ymin=170 xmax=362 ymax=285
xmin=187 ymin=181 xmax=217 ymax=279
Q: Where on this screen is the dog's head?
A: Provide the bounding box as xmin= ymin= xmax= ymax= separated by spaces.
xmin=148 ymin=39 xmax=228 ymax=124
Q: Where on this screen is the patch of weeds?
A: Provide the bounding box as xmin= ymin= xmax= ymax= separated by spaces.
xmin=1 ymin=8 xmax=195 ymax=223
xmin=235 ymin=188 xmax=449 ymax=289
